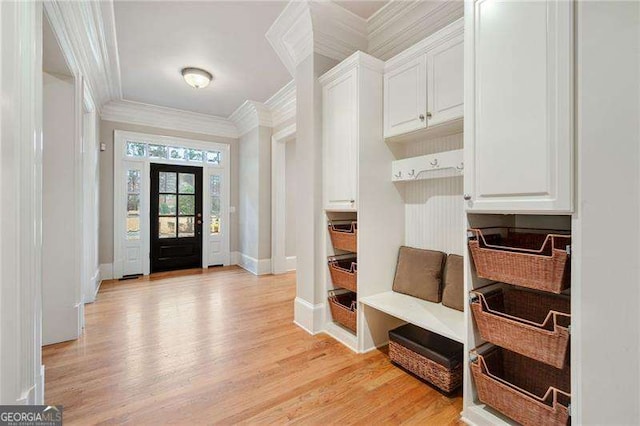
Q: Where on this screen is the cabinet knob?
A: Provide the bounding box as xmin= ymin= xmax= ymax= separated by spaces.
xmin=463 ymin=194 xmax=472 ymax=201
xmin=419 ymin=114 xmax=425 ymax=121
xmin=426 ymin=112 xmax=432 ymax=118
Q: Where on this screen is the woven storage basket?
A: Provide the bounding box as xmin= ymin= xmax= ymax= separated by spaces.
xmin=328 ymin=221 xmax=357 ymax=253
xmin=468 ymin=228 xmax=571 ymax=293
xmin=328 ymin=256 xmax=357 ymax=292
xmin=328 ymin=291 xmax=357 ymax=332
xmin=471 ymin=345 xmax=571 ymax=426
xmin=389 ymin=341 xmax=462 ymax=393
xmin=470 ymin=286 xmax=571 ymax=368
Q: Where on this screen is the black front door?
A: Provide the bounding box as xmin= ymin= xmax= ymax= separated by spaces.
xmin=150 ymin=163 xmax=203 ymax=272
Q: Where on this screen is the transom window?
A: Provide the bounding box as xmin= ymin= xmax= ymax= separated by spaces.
xmin=126 ymin=141 xmax=221 ymax=165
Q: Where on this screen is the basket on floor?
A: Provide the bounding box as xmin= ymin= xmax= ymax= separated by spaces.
xmin=328 ymin=221 xmax=357 ymax=252
xmin=389 ymin=324 xmax=463 ymax=393
xmin=328 ymin=291 xmax=357 ymax=332
xmin=470 ymin=345 xmax=571 ymax=426
xmin=468 ymin=228 xmax=571 ymax=293
xmin=470 ymin=286 xmax=571 ymax=368
xmin=328 ymin=255 xmax=357 ymax=292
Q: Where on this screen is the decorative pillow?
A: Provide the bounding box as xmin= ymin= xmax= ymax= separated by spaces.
xmin=392 ymin=246 xmax=447 ymax=303
xmin=442 ymin=254 xmax=464 ymax=312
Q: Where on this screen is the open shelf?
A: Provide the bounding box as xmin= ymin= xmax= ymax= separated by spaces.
xmin=324 ymin=321 xmax=358 ymax=352
xmin=461 ymin=404 xmax=516 ymax=426
xmin=359 ymin=291 xmax=465 ymax=344
xmin=392 ymin=149 xmax=463 ymax=182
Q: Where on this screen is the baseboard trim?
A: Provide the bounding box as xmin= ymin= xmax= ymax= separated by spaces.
xmin=293 ymin=297 xmax=324 ymax=334
xmin=236 ymin=253 xmax=272 ymax=275
xmin=285 ymin=255 xmax=297 ymax=271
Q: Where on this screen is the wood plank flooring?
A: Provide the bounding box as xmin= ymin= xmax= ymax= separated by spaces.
xmin=42 ymin=266 xmax=462 ymax=424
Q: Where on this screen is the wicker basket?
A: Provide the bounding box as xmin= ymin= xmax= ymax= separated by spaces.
xmin=328 ymin=291 xmax=357 ymax=332
xmin=468 ymin=228 xmax=571 ymax=293
xmin=470 ymin=286 xmax=571 ymax=368
xmin=328 ymin=221 xmax=357 ymax=253
xmin=389 ymin=341 xmax=462 ymax=393
xmin=328 ymin=255 xmax=357 ymax=292
xmin=471 ymin=345 xmax=571 ymax=426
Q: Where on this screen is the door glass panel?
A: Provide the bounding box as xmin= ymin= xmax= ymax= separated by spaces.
xmin=126 ymin=142 xmax=146 ymax=157
xmin=185 ymin=148 xmax=204 ymax=162
xmin=179 ymin=173 xmax=195 ymax=194
xmin=168 ymin=146 xmax=185 ymax=160
xmin=210 ymin=175 xmax=220 ymax=196
xmin=158 ymin=194 xmax=177 ymax=215
xmin=159 ymin=217 xmax=177 ymax=239
xmin=210 ymin=175 xmax=221 ymax=235
xmin=178 ymin=195 xmax=195 ymax=215
xmin=178 ymin=217 xmax=195 ymax=238
xmin=206 ymin=151 xmax=221 ymax=165
xmin=159 ymin=172 xmax=177 ymax=193
xmin=148 ymin=144 xmax=168 ymax=159
xmin=126 ymin=170 xmax=141 ymax=240
xmin=127 ymin=170 xmax=141 ymax=193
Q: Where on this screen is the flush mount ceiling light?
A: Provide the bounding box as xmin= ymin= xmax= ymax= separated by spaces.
xmin=181 ymin=67 xmax=213 ymax=89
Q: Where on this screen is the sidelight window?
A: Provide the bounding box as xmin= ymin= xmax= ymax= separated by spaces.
xmin=126 ymin=169 xmax=141 ymax=239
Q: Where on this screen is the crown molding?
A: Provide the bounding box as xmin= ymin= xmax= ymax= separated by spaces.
xmin=266 ymin=1 xmax=368 ymax=76
xmin=367 ymin=0 xmax=464 ymax=61
xmin=229 ymin=101 xmax=273 ymax=137
xmin=265 ymin=80 xmax=296 ymax=128
xmin=101 ymin=100 xmax=239 ymax=138
xmin=44 ymin=1 xmax=122 ymax=110
xmin=319 ymin=51 xmax=384 ymax=85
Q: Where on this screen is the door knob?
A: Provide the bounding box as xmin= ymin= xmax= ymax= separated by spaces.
xmin=463 ymin=194 xmax=472 ymax=201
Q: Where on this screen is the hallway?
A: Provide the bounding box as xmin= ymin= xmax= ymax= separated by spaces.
xmin=42 ymin=267 xmax=462 ymax=424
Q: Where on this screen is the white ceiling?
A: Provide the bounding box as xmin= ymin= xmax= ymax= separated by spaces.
xmin=114 ymin=1 xmax=291 ymax=117
xmin=113 ymin=1 xmax=391 ymax=118
xmin=334 ymin=1 xmax=389 ymax=19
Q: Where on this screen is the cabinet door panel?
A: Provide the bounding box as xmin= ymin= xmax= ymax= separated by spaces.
xmin=465 ymin=0 xmax=573 ymax=213
xmin=323 ymin=69 xmax=358 ymax=211
xmin=384 ymin=57 xmax=427 ymax=138
xmin=427 ymin=35 xmax=464 ymax=126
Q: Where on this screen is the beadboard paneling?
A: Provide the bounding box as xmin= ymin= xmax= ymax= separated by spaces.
xmin=401 ymin=132 xmax=464 ymax=255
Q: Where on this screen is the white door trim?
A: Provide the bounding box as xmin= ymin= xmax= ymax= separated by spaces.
xmin=113 ymin=130 xmax=231 ymax=278
xmin=271 ymin=123 xmax=296 ymax=274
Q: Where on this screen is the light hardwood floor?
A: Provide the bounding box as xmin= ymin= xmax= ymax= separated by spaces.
xmin=43 ymin=266 xmax=462 ymax=424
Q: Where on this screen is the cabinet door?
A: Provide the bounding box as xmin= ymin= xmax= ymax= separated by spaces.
xmin=383 ymin=56 xmax=427 ymax=138
xmin=465 ymin=0 xmax=573 ymax=213
xmin=323 ymin=68 xmax=358 ymax=211
xmin=426 ymin=34 xmax=464 ymax=126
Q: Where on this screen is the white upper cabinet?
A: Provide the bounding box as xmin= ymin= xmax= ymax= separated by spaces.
xmin=426 ymin=36 xmax=464 ymax=127
xmin=464 ymin=0 xmax=573 ymax=213
xmin=384 ymin=19 xmax=464 ymax=139
xmin=320 ymin=52 xmax=385 ymax=211
xmin=384 ymin=56 xmax=427 ymax=138
xmin=322 ymin=68 xmax=359 ymax=211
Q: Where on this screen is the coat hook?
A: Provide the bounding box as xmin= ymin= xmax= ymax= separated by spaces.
xmin=408 ymin=169 xmax=415 ymax=178
xmin=457 ymin=162 xmax=464 ymax=171
xmin=430 ymin=159 xmax=439 ymax=167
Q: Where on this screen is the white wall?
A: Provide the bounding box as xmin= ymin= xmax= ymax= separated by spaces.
xmin=0 ymin=0 xmax=44 ymax=404
xmin=574 ymin=2 xmax=640 ymax=423
xmin=238 ymin=125 xmax=272 ymax=269
xmin=82 ymin=110 xmax=100 ymax=302
xmin=285 ymin=138 xmax=296 ymax=257
xmin=42 ymin=72 xmax=81 ymax=345
xmin=402 ymin=132 xmax=464 ymax=255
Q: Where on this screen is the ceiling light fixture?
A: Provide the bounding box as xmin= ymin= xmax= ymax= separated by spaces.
xmin=181 ymin=67 xmax=213 ymax=89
